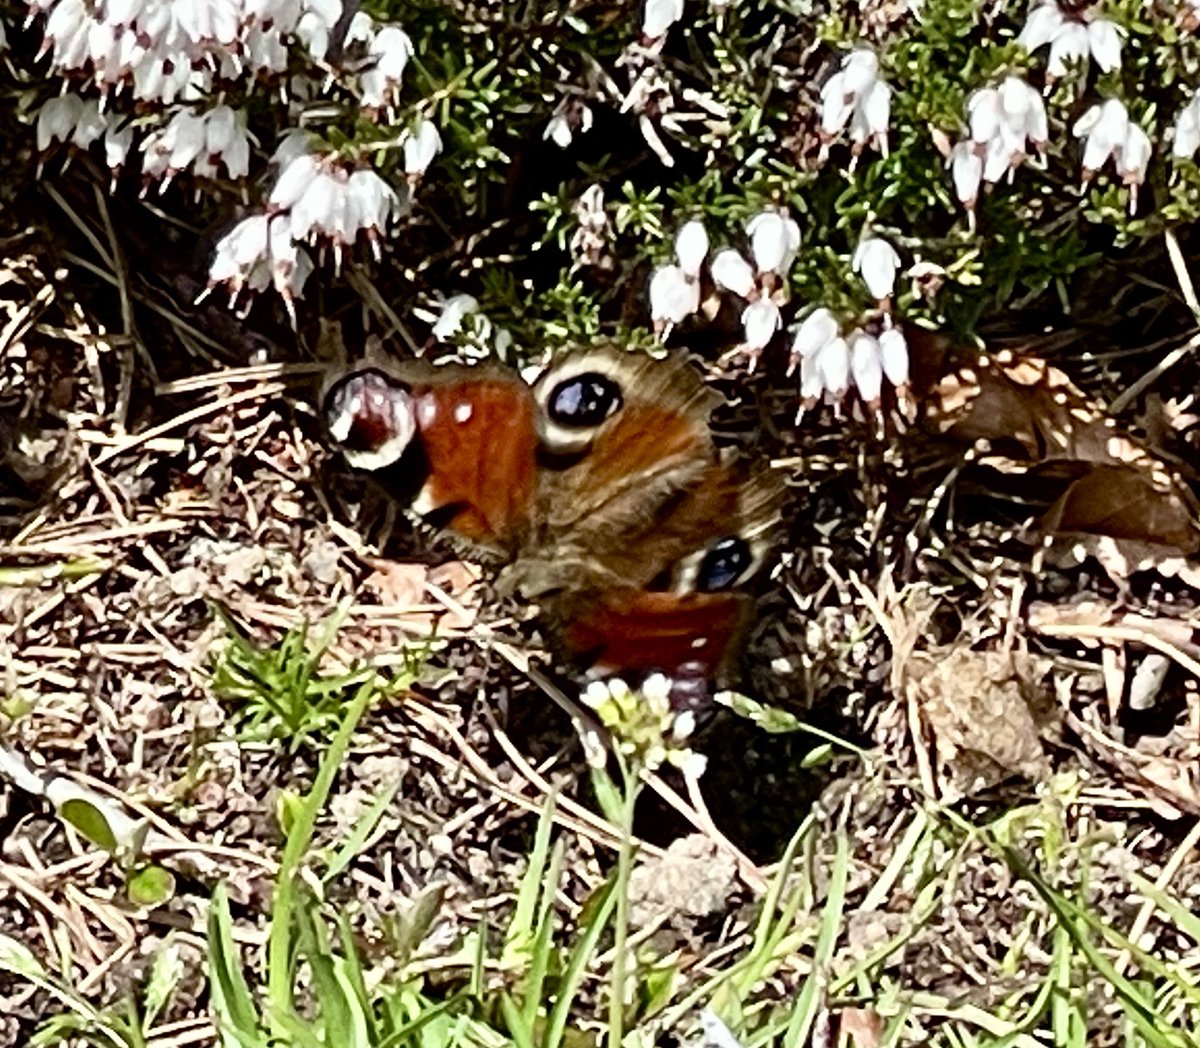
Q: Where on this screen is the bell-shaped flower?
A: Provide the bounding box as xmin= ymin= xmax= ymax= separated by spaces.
xmin=852 ymin=236 xmax=902 ymax=302
xmin=1119 ymin=124 xmax=1152 ymax=212
xmin=949 ymin=141 xmax=983 ymax=212
xmin=1173 ymin=94 xmax=1200 ymax=160
xmin=848 ymin=330 xmax=883 ymax=405
xmin=1047 ymin=20 xmax=1089 ymax=77
xmin=642 ymin=0 xmax=684 ymax=39
xmin=746 ymin=210 xmax=800 ymax=275
xmin=361 ymin=25 xmax=414 ymax=111
xmin=37 ymin=93 xmax=86 ymax=151
xmin=741 ymin=298 xmax=782 ymax=353
xmin=819 ymin=48 xmax=891 ymax=160
xmin=404 ymin=120 xmax=443 ymax=181
xmin=790 ymin=307 xmax=839 ymax=375
xmin=710 ymin=248 xmax=756 ymax=298
xmin=1018 ymin=1 xmax=1065 ymax=52
xmin=649 ymin=264 xmax=700 ymax=327
xmin=841 ymin=49 xmax=878 ymax=97
xmin=674 ymin=220 xmax=709 ymax=279
xmin=1087 ymin=19 xmax=1123 ymax=73
xmin=1073 ymin=98 xmax=1129 ymax=179
xmin=814 ymin=336 xmax=851 ymax=401
xmin=878 ymin=327 xmax=910 ymax=389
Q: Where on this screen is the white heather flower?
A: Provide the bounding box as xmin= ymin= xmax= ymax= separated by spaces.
xmin=205 ymin=213 xmax=313 ymax=321
xmin=347 ymin=168 xmax=401 ymax=254
xmin=798 ymin=349 xmax=825 ymax=404
xmin=949 ymin=141 xmax=983 ymax=210
xmin=1000 ymin=76 xmax=1047 ymax=150
xmin=432 ymin=294 xmax=480 ymax=340
xmin=674 ymin=220 xmax=709 ymax=279
xmin=361 ymin=25 xmax=414 ymax=111
xmin=1074 ymin=98 xmax=1129 ymax=177
xmin=1047 ymin=20 xmax=1090 ymax=78
xmin=819 ymin=48 xmax=892 ymax=159
xmin=642 ymin=0 xmax=685 ymax=39
xmin=271 ymin=151 xmax=322 ymax=211
xmin=878 ymin=327 xmax=910 ymax=388
xmin=746 ymin=210 xmax=800 ymax=275
xmin=104 ymin=121 xmax=134 ymax=184
xmin=1174 ymin=94 xmax=1200 ymax=160
xmin=852 ymin=236 xmax=902 ymax=301
xmin=741 ymin=298 xmax=782 ymax=353
xmin=848 ymin=330 xmax=883 ymax=404
xmin=792 ymin=307 xmax=839 ymax=361
xmin=710 ymin=249 xmax=756 ymax=298
xmin=649 ymin=264 xmax=700 ymax=327
xmin=404 ymin=119 xmax=442 ymax=180
xmin=849 ymin=79 xmax=892 ymax=156
xmin=814 ymin=336 xmax=851 ymax=400
xmin=790 ymin=306 xmax=839 ymax=376
xmin=968 ymin=87 xmax=1003 ymax=145
xmin=37 ymin=93 xmax=85 ymax=151
xmin=1087 ymin=19 xmax=1124 ymax=73
xmin=841 ymin=49 xmax=879 ymax=98
xmin=1119 ymin=124 xmax=1152 ymax=211
xmin=1018 ymin=1 xmax=1065 ymax=52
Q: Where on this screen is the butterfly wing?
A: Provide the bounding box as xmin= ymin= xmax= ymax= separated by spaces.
xmin=324 ymin=362 xmax=539 ymax=555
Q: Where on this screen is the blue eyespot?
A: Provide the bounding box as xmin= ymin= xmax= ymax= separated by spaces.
xmin=696 ymin=536 xmax=752 ymax=592
xmin=547 ymin=373 xmax=622 ymax=427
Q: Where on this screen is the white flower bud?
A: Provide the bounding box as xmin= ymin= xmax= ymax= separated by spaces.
xmin=792 ymin=307 xmax=839 ymax=361
xmin=1087 ymin=19 xmax=1123 ymax=74
xmin=404 ymin=120 xmax=443 ymax=179
xmin=674 ymin=220 xmax=709 ymax=279
xmin=1047 ymin=20 xmax=1089 ymax=77
xmin=1018 ymin=1 xmax=1064 ymax=52
xmin=649 ymin=264 xmax=700 ymax=324
xmin=849 ymin=330 xmax=883 ymax=403
xmin=815 ymin=336 xmax=851 ymax=399
xmin=840 ymin=49 xmax=878 ymax=97
xmin=1174 ymin=96 xmax=1200 ymax=160
xmin=710 ymin=249 xmax=756 ymax=298
xmin=745 ymin=211 xmax=800 ymax=275
xmin=878 ymin=327 xmax=909 ymax=388
xmin=741 ymin=298 xmax=782 ymax=351
xmin=950 ymin=141 xmax=983 ymax=207
xmin=642 ymin=0 xmax=684 ymax=38
xmin=852 ymin=236 xmax=902 ymax=301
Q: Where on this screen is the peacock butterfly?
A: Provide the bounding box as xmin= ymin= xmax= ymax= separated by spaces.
xmin=322 ymin=345 xmax=782 ymax=688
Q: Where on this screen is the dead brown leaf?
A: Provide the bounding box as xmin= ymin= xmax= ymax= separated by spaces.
xmin=904 ymin=648 xmax=1052 ymax=800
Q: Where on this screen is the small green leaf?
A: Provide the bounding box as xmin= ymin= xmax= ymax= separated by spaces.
xmin=127 ymin=865 xmax=177 ymax=907
xmin=59 ymin=799 xmax=119 ymax=852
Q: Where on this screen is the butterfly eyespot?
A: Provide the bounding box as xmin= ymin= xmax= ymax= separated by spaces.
xmin=696 ymin=536 xmax=753 ymax=592
xmin=547 ymin=373 xmax=623 ymax=428
xmin=324 ymin=368 xmax=416 ymax=471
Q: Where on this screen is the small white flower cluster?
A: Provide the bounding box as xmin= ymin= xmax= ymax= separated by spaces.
xmin=202 ymin=143 xmax=402 ymax=321
xmin=28 ymin=0 xmax=415 ymax=112
xmin=818 ymin=49 xmax=892 ymax=167
xmin=791 ymin=308 xmax=910 ymax=420
xmin=581 ymin=674 xmax=706 ymax=778
xmin=1018 ymin=0 xmax=1124 ymax=80
xmin=28 ymin=0 xmax=430 ymax=322
xmin=946 ymin=76 xmax=1047 ymax=227
xmin=1073 ymin=99 xmax=1151 ymax=212
xmin=416 ymin=293 xmax=514 ymax=359
xmin=649 ymin=210 xmax=800 ymax=367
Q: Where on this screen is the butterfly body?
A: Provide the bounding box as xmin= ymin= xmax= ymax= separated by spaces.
xmin=324 ymin=346 xmax=781 ymax=686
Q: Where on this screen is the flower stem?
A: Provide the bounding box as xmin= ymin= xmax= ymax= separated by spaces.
xmin=607 ymin=761 xmax=641 ymax=1048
